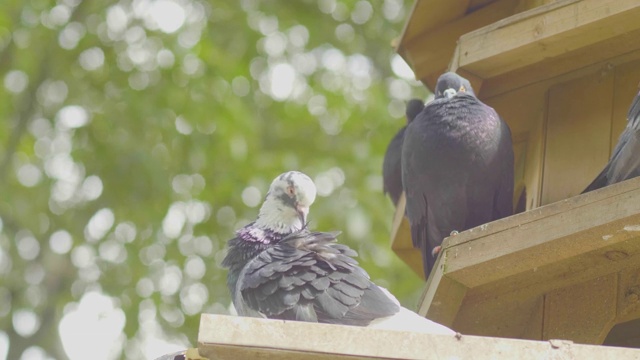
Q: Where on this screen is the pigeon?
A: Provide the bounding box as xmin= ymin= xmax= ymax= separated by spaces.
xmin=222 ymin=171 xmax=454 ymax=335
xmin=583 ymin=86 xmax=640 ymax=193
xmin=402 ymin=72 xmax=514 ymax=279
xmin=383 ymin=99 xmax=425 ymax=206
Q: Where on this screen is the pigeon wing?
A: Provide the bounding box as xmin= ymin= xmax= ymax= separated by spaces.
xmin=493 ymin=115 xmax=516 ymax=218
xmin=382 ymin=127 xmax=406 ymax=206
xmin=583 ymin=90 xmax=640 ymax=193
xmin=401 ymin=107 xmax=444 ymax=277
xmin=236 ymin=230 xmax=399 ymax=326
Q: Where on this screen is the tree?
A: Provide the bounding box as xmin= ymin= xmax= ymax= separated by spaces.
xmin=0 ymin=0 xmax=429 ymax=358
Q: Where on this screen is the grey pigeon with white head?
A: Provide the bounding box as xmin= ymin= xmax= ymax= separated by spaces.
xmin=383 ymin=99 xmax=425 ymax=206
xmin=402 ymin=72 xmax=515 ymax=279
xmin=222 ymin=171 xmax=454 ymax=334
xmin=583 ymin=86 xmax=640 ymax=193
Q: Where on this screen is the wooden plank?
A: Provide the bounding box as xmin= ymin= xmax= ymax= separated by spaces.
xmin=543 ymin=273 xmax=618 ymax=344
xmin=427 ymin=238 xmax=640 ymax=343
xmin=485 ymin=82 xmax=548 ymax=210
xmin=419 ymin=174 xmax=640 ymax=342
xmin=461 ymin=227 xmax=640 ymax=305
xmin=542 ymin=70 xmax=613 ymax=204
xmin=417 ymin=252 xmax=468 ymax=326
xmin=397 ymin=0 xmax=469 ymax=83
xmin=407 ymin=0 xmax=520 ymax=89
xmin=521 ymin=296 xmax=544 ymax=340
xmin=438 ymin=176 xmax=640 ymax=288
xmin=615 ymin=267 xmax=640 ymax=325
xmin=457 ymin=0 xmax=640 ymax=78
xmin=453 ymin=292 xmax=544 ymax=339
xmin=473 ymin=29 xmax=640 ymax=100
xmin=390 ymin=192 xmax=425 ymax=280
xmin=515 ymin=0 xmax=559 ymax=12
xmin=198 ymin=314 xmax=640 ymax=360
xmin=398 ymin=0 xmax=469 ymax=46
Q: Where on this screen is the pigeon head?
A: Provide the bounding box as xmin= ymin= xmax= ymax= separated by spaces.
xmin=435 ymin=72 xmax=475 ymax=99
xmin=405 ymin=98 xmax=425 ymax=124
xmin=254 ymin=171 xmax=317 ymax=233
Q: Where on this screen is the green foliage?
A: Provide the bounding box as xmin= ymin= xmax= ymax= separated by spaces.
xmin=0 ymin=0 xmax=430 ymax=358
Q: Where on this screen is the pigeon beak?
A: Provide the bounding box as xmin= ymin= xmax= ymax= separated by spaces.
xmin=295 ymin=203 xmax=308 ymax=227
xmin=443 ymin=88 xmax=457 ymax=99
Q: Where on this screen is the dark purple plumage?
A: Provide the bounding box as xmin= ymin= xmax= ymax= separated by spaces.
xmin=583 ymin=87 xmax=640 ymax=193
xmin=383 ymin=99 xmax=425 ymax=206
xmin=401 ymin=72 xmax=514 ymax=278
xmin=222 ymin=227 xmax=399 ymax=325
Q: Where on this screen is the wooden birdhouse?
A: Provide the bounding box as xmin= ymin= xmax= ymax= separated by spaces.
xmin=392 ymin=0 xmax=640 ymax=348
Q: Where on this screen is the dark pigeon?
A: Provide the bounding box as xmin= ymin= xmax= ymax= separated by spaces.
xmin=401 ymin=72 xmax=515 ymax=279
xmin=383 ymin=99 xmax=425 ymax=206
xmin=583 ymin=87 xmax=640 ymax=193
xmin=222 ymin=171 xmax=454 ymax=334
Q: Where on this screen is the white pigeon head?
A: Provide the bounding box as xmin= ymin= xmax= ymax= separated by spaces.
xmin=255 ymin=171 xmax=317 ymax=233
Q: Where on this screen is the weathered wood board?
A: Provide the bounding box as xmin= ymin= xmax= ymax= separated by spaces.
xmin=454 ymin=0 xmax=640 ymax=96
xmin=197 ymin=314 xmax=640 ymax=359
xmin=418 ymin=176 xmax=640 ymax=345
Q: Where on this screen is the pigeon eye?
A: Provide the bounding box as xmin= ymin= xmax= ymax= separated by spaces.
xmin=286 ymin=186 xmax=295 ymax=197
xmin=459 ymin=86 xmax=466 ymax=92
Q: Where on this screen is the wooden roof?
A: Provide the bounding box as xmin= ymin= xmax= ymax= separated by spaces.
xmin=397 ymin=0 xmax=640 ymax=97
xmin=396 ymin=0 xmax=519 ymax=91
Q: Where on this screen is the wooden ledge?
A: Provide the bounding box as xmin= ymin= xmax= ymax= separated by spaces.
xmin=197 ymin=314 xmax=640 ymax=359
xmin=418 ymin=176 xmax=640 ymax=343
xmin=451 ymin=0 xmax=640 ymax=98
xmin=438 ymin=175 xmax=640 ymax=290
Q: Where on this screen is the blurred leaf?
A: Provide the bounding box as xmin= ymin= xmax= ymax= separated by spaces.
xmin=0 ymin=0 xmax=430 ymax=359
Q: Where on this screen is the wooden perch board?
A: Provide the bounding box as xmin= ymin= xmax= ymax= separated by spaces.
xmin=197 ymin=314 xmax=640 ymax=359
xmin=418 ymin=176 xmax=640 ymax=344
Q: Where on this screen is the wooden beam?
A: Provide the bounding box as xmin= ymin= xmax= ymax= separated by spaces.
xmin=405 ymin=0 xmax=520 ymax=89
xmin=198 ymin=314 xmax=640 ymax=359
xmin=417 ymin=179 xmax=640 ymax=343
xmin=390 ymin=192 xmax=425 ymax=280
xmin=396 ymin=0 xmax=468 ymax=86
xmin=417 ymin=253 xmax=468 ymax=326
xmin=397 ymin=0 xmax=469 ymax=53
xmin=476 ymin=28 xmax=640 ymax=99
xmin=543 ymin=274 xmax=618 ymax=343
xmin=439 ymin=176 xmax=640 ymax=289
xmin=452 ymin=292 xmax=545 ymax=339
xmin=457 ymin=0 xmax=640 ymax=79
